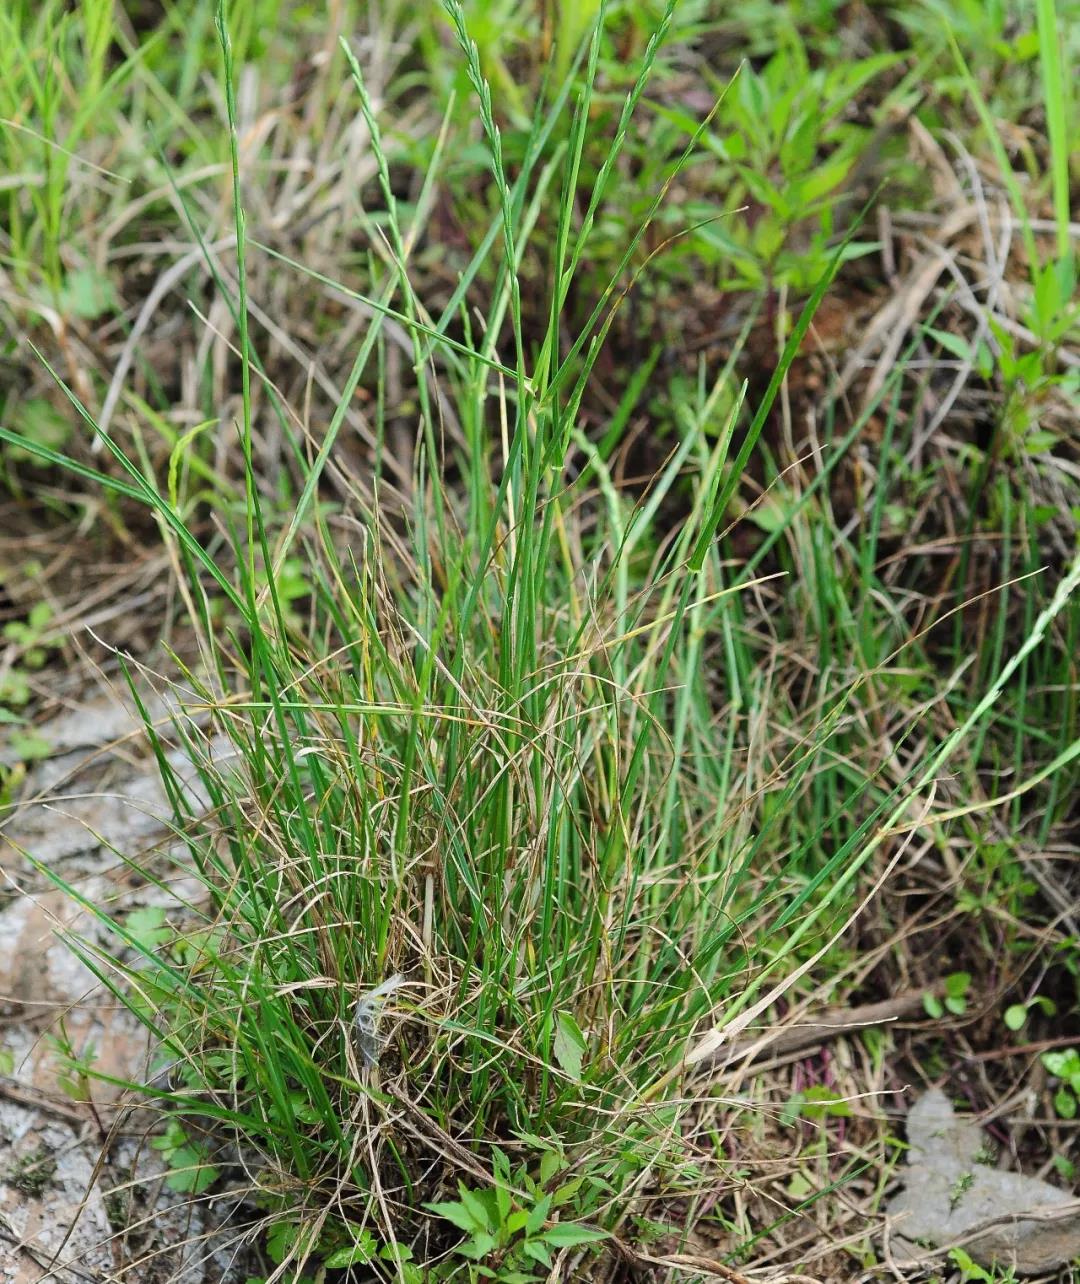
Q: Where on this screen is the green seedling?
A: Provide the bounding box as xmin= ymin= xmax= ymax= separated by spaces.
xmin=151 ymin=1119 xmax=220 ymax=1195
xmin=1003 ymin=994 xmax=1057 ymax=1031
xmin=689 ymin=33 xmax=897 ymax=291
xmin=1042 ymin=1048 xmax=1080 ymax=1120
xmin=0 ymin=594 xmax=57 ymax=799
xmin=949 ymin=1170 xmax=975 ymax=1211
xmin=426 ymin=1149 xmax=607 ymax=1282
xmin=924 ymin=972 xmax=971 ymax=1019
xmin=949 ymin=1245 xmax=1018 ymax=1282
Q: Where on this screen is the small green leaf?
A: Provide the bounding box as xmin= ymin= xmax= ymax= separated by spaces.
xmin=505 ymin=1210 xmax=529 ymax=1236
xmin=425 ymin=1200 xmax=483 ymax=1234
xmin=552 ymin=1011 xmax=587 ymax=1081
xmin=974 ymin=339 xmax=994 ymax=379
xmin=550 ymin=1177 xmax=585 ymax=1208
xmin=800 ymin=1085 xmax=853 ymax=1119
xmin=323 ymin=1230 xmax=377 ymax=1268
xmin=165 ymin=1149 xmax=219 ymax=1194
xmin=457 ymin=1183 xmax=496 ymax=1234
xmin=58 ymin=267 xmax=117 ymax=320
xmin=0 ymin=1048 xmax=14 ymax=1076
xmin=746 ymin=495 xmax=793 ymax=533
xmin=151 ymin=1118 xmax=188 ymax=1153
xmin=9 ymin=730 xmax=50 ymax=762
xmin=538 ymin=1146 xmax=564 ymax=1185
xmin=779 ymin=1092 xmax=804 ymax=1127
xmin=7 ymin=400 xmax=72 ymax=461
xmin=945 ymin=972 xmax=971 ymax=999
xmin=461 ymin=1230 xmax=497 ymax=1259
xmin=523 ymin=1238 xmax=552 ymax=1267
xmin=491 ymin=1149 xmax=511 ymax=1223
xmin=1024 ymin=429 xmax=1059 ymax=454
xmin=288 ymin=1091 xmax=321 ymax=1125
xmin=1003 ymin=1004 xmax=1027 ymax=1031
xmin=126 ymin=906 xmax=171 ymax=952
xmin=949 ymin=1246 xmax=992 ymax=1281
xmin=26 ymin=603 xmax=52 ymax=632
xmin=1054 ymin=1088 xmax=1077 ymax=1120
xmin=923 ymin=993 xmax=944 ymax=1019
xmin=266 ymin=1220 xmax=300 ymax=1265
xmin=1013 ymin=28 xmax=1040 ymax=58
xmin=492 ymin=1146 xmax=511 ymax=1183
xmin=926 ymin=326 xmax=972 ymax=362
xmin=525 ymin=1194 xmax=552 ymax=1237
xmin=540 ymin=1223 xmax=607 ymax=1248
xmin=0 ymin=670 xmax=31 ymax=706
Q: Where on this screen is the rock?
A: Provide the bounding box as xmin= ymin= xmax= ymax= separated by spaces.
xmin=0 ymin=1102 xmax=115 ymax=1284
xmin=0 ymin=1089 xmax=244 ymax=1283
xmin=0 ymin=892 xmax=99 ymax=1016
xmin=1 ymin=691 xmax=218 ymax=883
xmin=98 ymin=1134 xmax=249 ymax=1283
xmin=886 ymin=1087 xmax=1080 ymax=1274
xmin=2 ymin=771 xmax=177 ymax=871
xmin=0 ymin=691 xmax=151 ymax=767
xmin=0 ymin=891 xmax=153 ymax=1101
xmin=0 ymin=690 xmax=247 ymax=1280
xmin=2 ymin=745 xmax=209 ymax=879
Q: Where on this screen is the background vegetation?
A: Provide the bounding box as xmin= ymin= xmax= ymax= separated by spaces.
xmin=0 ymin=0 xmax=1077 ymax=1280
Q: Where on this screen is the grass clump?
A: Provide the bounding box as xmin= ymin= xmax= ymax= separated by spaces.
xmin=40 ymin=16 xmax=831 ymax=1270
